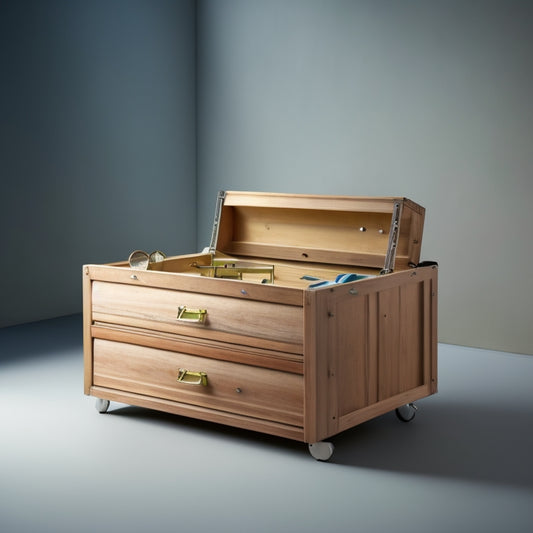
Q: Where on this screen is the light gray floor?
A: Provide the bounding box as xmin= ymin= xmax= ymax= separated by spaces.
xmin=1 ymin=315 xmax=532 ymax=533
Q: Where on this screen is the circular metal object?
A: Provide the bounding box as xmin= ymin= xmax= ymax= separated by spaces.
xmin=129 ymin=250 xmax=150 ymax=270
xmin=149 ymin=250 xmax=166 ymax=263
xmin=129 ymin=249 xmax=166 ymax=270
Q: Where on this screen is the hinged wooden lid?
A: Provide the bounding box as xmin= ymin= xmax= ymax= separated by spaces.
xmin=209 ymin=191 xmax=425 ymax=272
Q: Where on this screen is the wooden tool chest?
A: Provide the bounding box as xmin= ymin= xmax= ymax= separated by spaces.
xmin=83 ymin=191 xmax=438 ymax=460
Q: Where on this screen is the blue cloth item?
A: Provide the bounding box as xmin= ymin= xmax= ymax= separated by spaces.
xmin=308 ymin=273 xmax=372 ymax=289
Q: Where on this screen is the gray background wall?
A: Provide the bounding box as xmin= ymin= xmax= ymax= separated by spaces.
xmin=197 ymin=0 xmax=533 ymax=355
xmin=1 ymin=0 xmax=196 ymax=326
xmin=1 ymin=0 xmax=532 ymax=355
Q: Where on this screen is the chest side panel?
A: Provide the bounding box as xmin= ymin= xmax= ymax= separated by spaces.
xmin=304 ymin=266 xmax=438 ymax=442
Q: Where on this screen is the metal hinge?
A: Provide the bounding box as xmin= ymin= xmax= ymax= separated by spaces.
xmin=208 ymin=190 xmax=226 ymax=254
xmin=381 ymin=201 xmax=403 ymax=275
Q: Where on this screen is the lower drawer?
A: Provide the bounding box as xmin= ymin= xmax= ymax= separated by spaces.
xmin=93 ymin=339 xmax=303 ymax=427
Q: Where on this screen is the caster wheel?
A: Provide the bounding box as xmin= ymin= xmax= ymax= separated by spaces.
xmin=395 ymin=403 xmax=417 ymax=422
xmin=308 ymin=441 xmax=334 ymax=461
xmin=95 ymin=398 xmax=110 ymax=413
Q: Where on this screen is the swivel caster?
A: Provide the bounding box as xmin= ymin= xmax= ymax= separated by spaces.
xmin=95 ymin=398 xmax=110 ymax=413
xmin=395 ymin=402 xmax=417 ymax=422
xmin=308 ymin=441 xmax=334 ymax=461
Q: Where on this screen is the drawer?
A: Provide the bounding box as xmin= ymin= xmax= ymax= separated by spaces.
xmin=92 ymin=281 xmax=303 ymax=354
xmin=93 ymin=339 xmax=303 ymax=427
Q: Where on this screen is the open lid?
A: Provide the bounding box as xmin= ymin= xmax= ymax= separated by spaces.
xmin=209 ymin=191 xmax=425 ymax=272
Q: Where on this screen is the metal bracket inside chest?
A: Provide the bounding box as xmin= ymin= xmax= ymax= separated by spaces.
xmin=193 ymin=259 xmax=275 ymax=283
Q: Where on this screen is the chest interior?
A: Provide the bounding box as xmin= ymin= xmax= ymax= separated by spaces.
xmin=111 ymin=191 xmax=426 ymax=290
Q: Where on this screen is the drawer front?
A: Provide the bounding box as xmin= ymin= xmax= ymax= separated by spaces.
xmin=93 ymin=339 xmax=303 ymax=427
xmin=92 ymin=281 xmax=303 ymax=354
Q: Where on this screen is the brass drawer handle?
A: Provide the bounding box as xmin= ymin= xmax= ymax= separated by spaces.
xmin=177 ymin=306 xmax=207 ymax=323
xmin=177 ymin=368 xmax=208 ymax=386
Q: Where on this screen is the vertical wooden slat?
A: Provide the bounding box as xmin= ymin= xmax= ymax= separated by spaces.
xmin=217 ymin=205 xmax=235 ymax=251
xmin=430 ymin=268 xmax=439 ymax=393
xmin=83 ymin=266 xmax=93 ymax=394
xmin=336 ymin=293 xmax=369 ymax=414
xmin=422 ymin=278 xmax=431 ymax=389
xmin=303 ymin=291 xmax=317 ymax=442
xmin=304 ymin=288 xmax=339 ymax=443
xmin=406 ymin=203 xmax=425 ymax=266
xmin=398 ymin=280 xmax=423 ymax=391
xmin=378 ymin=286 xmax=401 ymax=400
xmin=303 ymin=291 xmax=323 ymax=442
xmin=421 ymin=270 xmax=439 ymax=394
xmin=325 ymin=292 xmax=339 ymax=438
xmin=367 ymin=292 xmax=379 ymax=405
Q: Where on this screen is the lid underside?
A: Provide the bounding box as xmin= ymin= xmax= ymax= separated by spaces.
xmin=212 ymin=192 xmax=425 ymax=271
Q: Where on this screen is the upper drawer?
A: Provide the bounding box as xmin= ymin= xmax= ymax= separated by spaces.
xmin=91 ymin=281 xmax=303 ymax=354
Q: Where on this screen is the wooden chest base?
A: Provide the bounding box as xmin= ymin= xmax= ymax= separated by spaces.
xmin=83 ymin=192 xmax=438 ymax=460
